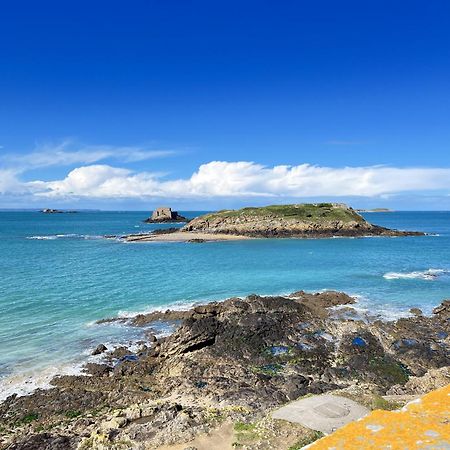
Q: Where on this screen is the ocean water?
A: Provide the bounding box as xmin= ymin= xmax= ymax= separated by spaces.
xmin=0 ymin=210 xmax=449 ymax=400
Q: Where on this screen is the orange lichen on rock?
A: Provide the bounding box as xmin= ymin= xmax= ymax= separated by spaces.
xmin=308 ymin=384 xmax=450 ymax=449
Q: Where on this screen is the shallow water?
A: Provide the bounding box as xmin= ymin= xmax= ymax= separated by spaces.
xmin=0 ymin=210 xmax=449 ymax=399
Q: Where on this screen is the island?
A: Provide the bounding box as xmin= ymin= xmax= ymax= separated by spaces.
xmin=120 ymin=203 xmax=423 ymax=242
xmin=356 ymin=208 xmax=393 ymax=213
xmin=143 ymin=206 xmax=187 ymax=223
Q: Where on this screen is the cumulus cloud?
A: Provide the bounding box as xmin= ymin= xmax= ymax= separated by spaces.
xmin=21 ymin=161 xmax=450 ymax=200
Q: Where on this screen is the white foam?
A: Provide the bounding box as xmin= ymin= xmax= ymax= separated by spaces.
xmin=383 ymin=268 xmax=448 ymax=281
xmin=26 ymin=234 xmax=103 ymax=241
xmin=117 ymin=299 xmax=205 ymax=319
xmin=331 ymin=292 xmax=412 ymax=321
xmin=0 ymin=362 xmax=85 ymax=402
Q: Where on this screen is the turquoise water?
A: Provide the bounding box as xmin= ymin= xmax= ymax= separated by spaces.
xmin=0 ymin=210 xmax=449 ymax=399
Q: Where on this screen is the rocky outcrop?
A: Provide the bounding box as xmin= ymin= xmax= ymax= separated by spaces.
xmin=144 ymin=207 xmax=187 ymax=223
xmin=182 ymin=204 xmax=423 ymax=238
xmin=1 ymin=292 xmax=448 ymax=449
xmin=41 ymin=209 xmax=77 ymax=214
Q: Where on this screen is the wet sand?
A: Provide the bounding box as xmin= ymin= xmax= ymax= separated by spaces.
xmin=124 ymin=231 xmax=253 ymax=242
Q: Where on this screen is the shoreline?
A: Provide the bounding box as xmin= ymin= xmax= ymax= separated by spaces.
xmin=1 ymin=290 xmax=448 ymax=449
xmin=122 ymin=231 xmax=253 ymax=242
xmin=0 ymin=287 xmax=439 ymax=403
xmin=118 ymin=230 xmax=426 ymax=243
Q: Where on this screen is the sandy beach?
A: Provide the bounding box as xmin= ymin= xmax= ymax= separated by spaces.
xmin=124 ymin=231 xmax=253 ymax=242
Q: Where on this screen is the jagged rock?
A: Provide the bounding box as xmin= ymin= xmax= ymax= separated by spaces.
xmin=146 ymin=332 xmax=158 ymax=342
xmin=387 ymin=367 xmax=450 ymax=395
xmin=123 ymin=404 xmax=141 ymax=421
xmin=433 ymin=300 xmax=450 ymax=319
xmin=100 ymin=416 xmax=128 ymax=431
xmin=82 ymin=363 xmax=112 ymax=377
xmin=92 ymin=344 xmax=107 ymax=355
xmin=7 ymin=433 xmax=77 ymax=450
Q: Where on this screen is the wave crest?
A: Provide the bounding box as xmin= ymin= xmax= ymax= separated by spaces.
xmin=383 ymin=268 xmax=448 ymax=281
xmin=27 ymin=234 xmax=102 ymax=240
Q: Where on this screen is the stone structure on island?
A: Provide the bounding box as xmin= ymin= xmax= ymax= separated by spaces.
xmin=144 ymin=206 xmax=187 ymax=223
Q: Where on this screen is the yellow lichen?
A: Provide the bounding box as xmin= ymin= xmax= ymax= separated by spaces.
xmin=308 ymin=384 xmax=450 ymax=449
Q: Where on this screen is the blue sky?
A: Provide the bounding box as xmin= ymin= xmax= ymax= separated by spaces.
xmin=1 ymin=0 xmax=450 ymax=209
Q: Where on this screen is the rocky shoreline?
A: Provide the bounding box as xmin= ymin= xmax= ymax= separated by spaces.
xmin=109 ymin=204 xmax=426 ymax=243
xmin=181 ymin=204 xmax=423 ymax=238
xmin=1 ymin=291 xmax=448 ymax=449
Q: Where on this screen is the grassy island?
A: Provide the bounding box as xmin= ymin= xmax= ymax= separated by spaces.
xmin=200 ymin=203 xmax=365 ymax=222
xmin=181 ymin=203 xmax=421 ymax=238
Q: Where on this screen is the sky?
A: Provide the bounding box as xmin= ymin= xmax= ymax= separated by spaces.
xmin=1 ymin=0 xmax=450 ymax=210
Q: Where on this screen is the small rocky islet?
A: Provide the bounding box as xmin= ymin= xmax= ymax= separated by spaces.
xmin=143 ymin=207 xmax=187 ymax=224
xmin=120 ymin=203 xmax=424 ymax=242
xmin=1 ymin=291 xmax=448 ymax=449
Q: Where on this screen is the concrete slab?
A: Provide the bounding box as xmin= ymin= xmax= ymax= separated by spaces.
xmin=272 ymin=394 xmax=370 ymax=434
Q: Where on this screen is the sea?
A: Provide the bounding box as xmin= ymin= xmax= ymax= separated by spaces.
xmin=0 ymin=210 xmax=449 ymax=400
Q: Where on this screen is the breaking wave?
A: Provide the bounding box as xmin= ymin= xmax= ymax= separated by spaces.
xmin=383 ymin=269 xmax=448 ymax=281
xmin=27 ymin=234 xmax=103 ymax=240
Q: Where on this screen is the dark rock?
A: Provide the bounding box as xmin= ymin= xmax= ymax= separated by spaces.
xmin=131 ymin=310 xmax=191 ymax=326
xmin=409 ymin=308 xmax=423 ymax=317
xmin=433 ymin=300 xmax=450 ymax=318
xmin=82 ymin=363 xmax=112 ymax=377
xmin=108 ymin=346 xmax=133 ymax=360
xmin=144 ymin=329 xmax=158 ymax=340
xmin=8 ymin=433 xmax=78 ymax=450
xmin=92 ymin=344 xmax=107 ymax=355
xmin=118 ymin=354 xmax=139 ymax=364
xmin=151 ymin=227 xmax=180 ymax=235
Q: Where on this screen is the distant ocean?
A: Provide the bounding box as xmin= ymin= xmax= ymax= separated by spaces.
xmin=0 ymin=210 xmax=449 ymax=400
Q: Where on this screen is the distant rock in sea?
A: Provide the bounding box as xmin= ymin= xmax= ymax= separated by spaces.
xmin=144 ymin=206 xmax=187 ymax=223
xmin=356 ymin=208 xmax=393 ymax=212
xmin=41 ymin=208 xmax=77 ymax=214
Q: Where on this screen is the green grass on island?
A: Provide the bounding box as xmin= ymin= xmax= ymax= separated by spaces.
xmin=201 ymin=203 xmax=366 ymax=223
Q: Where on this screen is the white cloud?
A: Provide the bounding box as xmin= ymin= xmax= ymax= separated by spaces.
xmin=21 ymin=161 xmax=450 ymax=200
xmin=0 ymin=141 xmax=176 ymax=171
xmin=0 ymin=169 xmax=24 ymax=194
